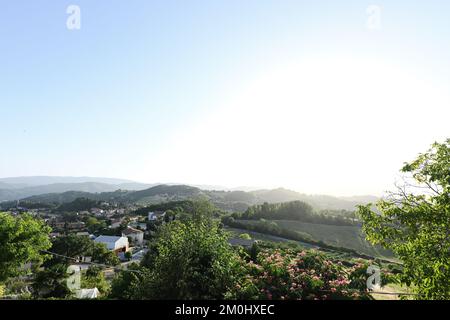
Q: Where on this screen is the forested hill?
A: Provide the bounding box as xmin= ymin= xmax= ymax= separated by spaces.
xmin=0 ymin=177 xmax=154 ymax=201
xmin=4 ymin=185 xmax=377 ymax=212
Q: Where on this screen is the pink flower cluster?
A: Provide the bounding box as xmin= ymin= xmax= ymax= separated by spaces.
xmin=228 ymin=249 xmax=369 ymax=300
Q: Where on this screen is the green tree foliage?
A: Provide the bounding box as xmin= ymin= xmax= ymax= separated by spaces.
xmin=57 ymin=197 xmax=100 ymax=212
xmin=91 ymin=242 xmax=120 ymax=266
xmin=31 ymin=263 xmax=71 ymax=299
xmin=47 ymin=235 xmax=119 ymax=267
xmin=119 ymin=202 xmax=242 ymax=300
xmin=239 ymin=201 xmax=356 ymax=226
xmin=60 ymin=212 xmax=79 ymax=223
xmin=140 ymin=242 xmax=158 ymax=269
xmin=84 ymin=216 xmax=107 ymax=234
xmin=124 ymin=251 xmax=132 ymax=261
xmin=243 ymin=201 xmax=314 ymax=220
xmin=82 ymin=266 xmax=110 ymax=296
xmin=0 ymin=212 xmax=51 ymax=282
xmin=164 ymin=209 xmax=176 ymax=223
xmin=239 ymin=233 xmax=252 ymax=240
xmin=357 ymin=139 xmax=450 ymax=299
xmin=31 ymin=235 xmax=93 ymax=299
xmin=137 ymin=219 xmax=241 ymax=299
xmin=33 ymin=236 xmax=118 ymax=299
xmin=109 ymin=263 xmax=149 ymax=299
xmin=132 ymin=200 xmax=197 ymax=216
xmin=48 ymin=235 xmax=93 ymax=265
xmin=132 ymin=199 xmax=224 ymax=220
xmin=2 ymin=277 xmax=32 ymax=298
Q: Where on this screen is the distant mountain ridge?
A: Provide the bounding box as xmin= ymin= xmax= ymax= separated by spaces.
xmin=0 ymin=176 xmax=154 ymax=201
xmin=0 ymin=178 xmax=379 ymax=211
xmin=0 ymin=176 xmax=138 ymax=186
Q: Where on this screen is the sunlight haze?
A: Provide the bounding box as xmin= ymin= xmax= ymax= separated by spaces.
xmin=1 ymin=1 xmax=449 ymax=196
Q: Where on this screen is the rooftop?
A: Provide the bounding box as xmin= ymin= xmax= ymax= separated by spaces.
xmin=122 ymin=226 xmax=143 ymax=235
xmin=94 ymin=235 xmax=123 ymax=243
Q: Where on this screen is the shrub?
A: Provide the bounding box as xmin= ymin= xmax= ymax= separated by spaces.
xmin=226 ymin=249 xmax=371 ymax=300
xmin=239 ymin=233 xmax=252 ymax=240
xmin=134 ymin=217 xmax=242 ymax=299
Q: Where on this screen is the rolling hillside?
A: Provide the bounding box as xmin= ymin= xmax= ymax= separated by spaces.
xmin=2 ymin=182 xmax=379 ymax=212
xmin=230 ymin=219 xmax=394 ymax=259
xmin=0 ymin=176 xmax=136 ymax=186
xmin=0 ymin=177 xmax=154 ymax=201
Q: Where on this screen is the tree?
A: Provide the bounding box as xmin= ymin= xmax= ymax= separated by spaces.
xmin=0 ymin=213 xmax=52 ymax=283
xmin=58 ymin=198 xmax=99 ymax=212
xmin=164 ymin=209 xmax=175 ymax=223
xmin=109 ymin=263 xmax=148 ymax=299
xmin=239 ymin=233 xmax=252 ymax=240
xmin=91 ymin=242 xmax=120 ymax=266
xmin=135 ymin=214 xmax=242 ymax=299
xmin=32 ymin=235 xmax=91 ymax=299
xmin=239 ymin=201 xmax=353 ymax=225
xmin=140 ymin=242 xmax=158 ymax=269
xmin=46 ymin=235 xmax=119 ymax=267
xmin=85 ymin=217 xmax=107 ymax=234
xmin=109 ymin=262 xmax=150 ymax=300
xmin=124 ymin=251 xmax=132 ymax=261
xmin=32 ymin=263 xmax=71 ymax=299
xmin=357 ymin=139 xmax=450 ymax=299
xmin=82 ymin=266 xmax=110 ymax=296
xmin=50 ymin=235 xmax=92 ymax=261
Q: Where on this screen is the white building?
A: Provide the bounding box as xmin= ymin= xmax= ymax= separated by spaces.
xmin=76 ymin=288 xmax=100 ymax=299
xmin=122 ymin=226 xmax=144 ymax=246
xmin=148 ymin=211 xmax=166 ymax=221
xmin=94 ymin=235 xmax=129 ymax=253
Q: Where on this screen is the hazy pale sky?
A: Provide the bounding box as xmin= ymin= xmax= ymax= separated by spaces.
xmin=1 ymin=1 xmax=449 ymax=196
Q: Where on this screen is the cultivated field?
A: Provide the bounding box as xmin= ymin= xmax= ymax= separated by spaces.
xmin=236 ymin=219 xmax=394 ymax=259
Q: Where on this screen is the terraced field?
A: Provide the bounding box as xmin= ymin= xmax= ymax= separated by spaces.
xmin=235 ymin=219 xmax=394 ymax=259
xmin=225 ymin=226 xmax=318 ymax=249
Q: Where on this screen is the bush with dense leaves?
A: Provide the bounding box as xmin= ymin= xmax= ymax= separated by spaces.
xmin=134 ymin=217 xmax=242 ymax=299
xmin=357 ymin=139 xmax=450 ymax=299
xmin=0 ymin=212 xmax=51 ymax=282
xmin=226 ymin=249 xmax=371 ymax=300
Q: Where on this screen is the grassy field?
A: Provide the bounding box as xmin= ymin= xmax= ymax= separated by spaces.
xmin=225 ymin=226 xmax=318 ymax=249
xmin=235 ymin=219 xmax=394 ymax=259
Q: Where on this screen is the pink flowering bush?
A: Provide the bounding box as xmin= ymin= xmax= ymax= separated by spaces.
xmin=226 ymin=249 xmax=371 ymax=300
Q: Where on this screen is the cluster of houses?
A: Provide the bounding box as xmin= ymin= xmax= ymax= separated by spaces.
xmin=90 ymin=207 xmax=127 ymax=218
xmin=7 ymin=207 xmax=49 ymax=217
xmin=2 ymin=205 xmax=262 ymax=299
xmin=1 ymin=204 xmax=165 ymax=262
xmin=91 ymin=211 xmax=167 ymax=258
xmin=91 ymin=226 xmax=145 ymax=256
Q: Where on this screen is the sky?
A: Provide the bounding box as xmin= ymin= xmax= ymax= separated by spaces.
xmin=0 ymin=1 xmax=449 ymax=196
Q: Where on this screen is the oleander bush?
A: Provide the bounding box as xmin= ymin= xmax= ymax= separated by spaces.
xmin=226 ymin=249 xmax=372 ymax=300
